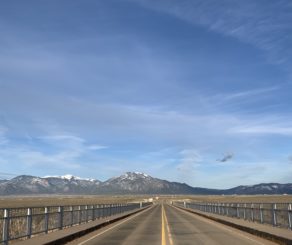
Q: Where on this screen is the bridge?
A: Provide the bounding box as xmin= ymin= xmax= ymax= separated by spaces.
xmin=65 ymin=204 xmax=276 ymax=245
xmin=11 ymin=200 xmax=292 ymax=245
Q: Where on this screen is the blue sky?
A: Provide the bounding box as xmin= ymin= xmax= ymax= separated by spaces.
xmin=1 ymin=0 xmax=292 ymax=188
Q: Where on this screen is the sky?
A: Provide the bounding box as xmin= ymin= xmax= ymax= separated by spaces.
xmin=0 ymin=0 xmax=292 ymax=188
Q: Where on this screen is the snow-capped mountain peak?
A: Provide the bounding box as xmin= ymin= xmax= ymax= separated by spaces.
xmin=119 ymin=172 xmax=151 ymax=181
xmin=61 ymin=174 xmax=79 ymax=180
xmin=43 ymin=174 xmax=96 ymax=182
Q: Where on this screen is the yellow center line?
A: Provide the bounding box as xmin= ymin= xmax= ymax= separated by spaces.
xmin=161 ymin=204 xmax=166 ymax=245
xmin=163 ymin=205 xmax=174 ymax=245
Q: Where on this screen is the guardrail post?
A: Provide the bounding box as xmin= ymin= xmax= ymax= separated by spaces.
xmin=251 ymin=203 xmax=254 ymax=222
xmin=236 ymin=204 xmax=239 ymax=218
xmin=96 ymin=205 xmax=99 ymax=219
xmin=44 ymin=207 xmax=49 ymax=233
xmin=92 ymin=205 xmax=95 ymax=220
xmin=2 ymin=209 xmax=9 ymax=245
xmin=243 ymin=203 xmax=246 ymax=220
xmin=58 ymin=206 xmax=64 ymax=230
xmin=26 ymin=208 xmax=32 ymax=238
xmin=260 ymin=204 xmax=263 ymax=224
xmin=272 ymin=203 xmax=277 ymax=226
xmin=78 ymin=206 xmax=82 ymax=224
xmin=85 ymin=205 xmax=88 ymax=222
xmin=102 ymin=204 xmax=105 ymax=217
xmin=288 ymin=204 xmax=292 ymax=229
xmin=70 ymin=206 xmax=74 ymax=226
xmin=98 ymin=205 xmax=100 ymax=219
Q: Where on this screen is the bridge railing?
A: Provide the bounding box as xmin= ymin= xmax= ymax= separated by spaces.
xmin=0 ymin=202 xmax=152 ymax=245
xmin=173 ymin=201 xmax=292 ymax=229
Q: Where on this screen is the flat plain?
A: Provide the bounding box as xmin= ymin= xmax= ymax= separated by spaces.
xmin=0 ymin=195 xmax=151 ymax=208
xmin=1 ymin=195 xmax=292 ymax=209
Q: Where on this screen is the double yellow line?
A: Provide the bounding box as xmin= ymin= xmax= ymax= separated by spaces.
xmin=161 ymin=204 xmax=173 ymax=245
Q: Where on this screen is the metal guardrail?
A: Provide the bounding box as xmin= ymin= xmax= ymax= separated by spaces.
xmin=174 ymin=201 xmax=292 ymax=230
xmin=0 ymin=202 xmax=152 ymax=244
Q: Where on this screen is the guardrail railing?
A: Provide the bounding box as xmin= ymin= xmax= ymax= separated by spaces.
xmin=0 ymin=202 xmax=152 ymax=245
xmin=174 ymin=201 xmax=292 ymax=230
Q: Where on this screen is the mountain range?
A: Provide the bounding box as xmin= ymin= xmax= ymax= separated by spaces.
xmin=0 ymin=172 xmax=291 ymax=195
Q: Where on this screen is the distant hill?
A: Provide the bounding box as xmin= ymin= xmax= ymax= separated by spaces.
xmin=0 ymin=172 xmax=291 ymax=195
xmin=98 ymin=172 xmax=219 ymax=195
xmin=224 ymin=183 xmax=292 ymax=195
xmin=0 ymin=175 xmax=101 ymax=195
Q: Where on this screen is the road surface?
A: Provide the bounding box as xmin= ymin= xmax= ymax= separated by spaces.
xmin=67 ymin=204 xmax=276 ymax=245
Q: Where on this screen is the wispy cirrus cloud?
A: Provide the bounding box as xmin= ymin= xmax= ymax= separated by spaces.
xmin=220 ymin=86 xmax=280 ymax=101
xmin=204 ymin=86 xmax=281 ymax=111
xmin=130 ymin=0 xmax=292 ymax=65
xmin=0 ymin=130 xmax=107 ymax=176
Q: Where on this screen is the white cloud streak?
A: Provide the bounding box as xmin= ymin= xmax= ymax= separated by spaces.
xmin=87 ymin=145 xmax=108 ymax=151
xmin=222 ymin=86 xmax=280 ymax=101
xmin=230 ymin=125 xmax=292 ymax=136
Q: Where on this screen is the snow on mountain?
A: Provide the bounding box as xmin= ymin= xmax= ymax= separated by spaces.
xmin=119 ymin=172 xmax=151 ymax=181
xmin=100 ymin=172 xmax=210 ymax=194
xmin=43 ymin=174 xmax=96 ymax=182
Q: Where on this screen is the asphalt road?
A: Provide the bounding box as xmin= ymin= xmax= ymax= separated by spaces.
xmin=67 ymin=204 xmax=277 ymax=245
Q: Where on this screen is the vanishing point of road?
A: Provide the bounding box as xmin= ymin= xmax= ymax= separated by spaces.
xmin=67 ymin=204 xmax=277 ymax=245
